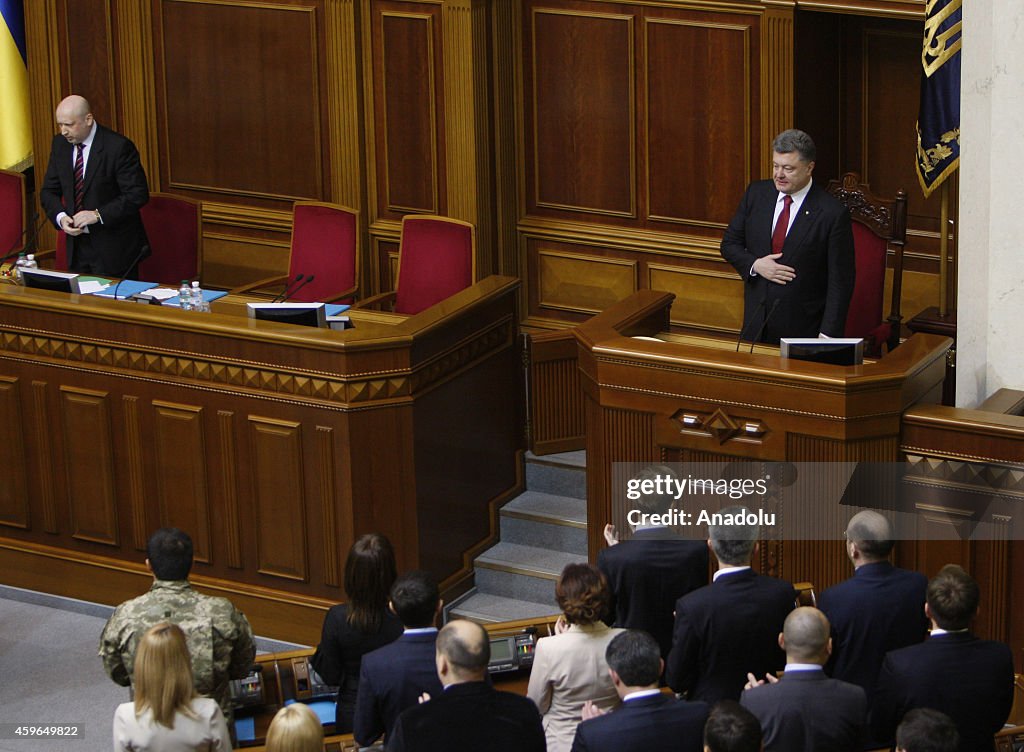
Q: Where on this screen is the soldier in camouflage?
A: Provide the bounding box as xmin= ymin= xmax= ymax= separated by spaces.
xmin=99 ymin=527 xmax=257 ymax=728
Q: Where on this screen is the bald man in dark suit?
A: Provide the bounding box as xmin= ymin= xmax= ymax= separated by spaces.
xmin=40 ymin=94 xmax=149 ymax=277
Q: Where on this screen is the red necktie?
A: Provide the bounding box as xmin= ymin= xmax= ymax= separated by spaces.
xmin=74 ymin=144 xmax=85 ymax=212
xmin=771 ymin=194 xmax=793 ymax=255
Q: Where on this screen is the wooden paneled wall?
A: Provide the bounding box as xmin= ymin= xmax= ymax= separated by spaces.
xmin=23 ymin=0 xmax=937 ymax=336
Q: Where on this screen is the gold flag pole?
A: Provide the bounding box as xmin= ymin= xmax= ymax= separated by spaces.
xmin=939 ymin=181 xmax=949 ymax=317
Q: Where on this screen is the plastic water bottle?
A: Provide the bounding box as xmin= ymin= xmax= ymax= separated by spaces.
xmin=24 ymin=254 xmax=37 ymax=271
xmin=191 ymin=281 xmax=210 ymax=312
xmin=178 ymin=280 xmax=193 ymax=311
xmin=13 ymin=253 xmax=26 ymax=283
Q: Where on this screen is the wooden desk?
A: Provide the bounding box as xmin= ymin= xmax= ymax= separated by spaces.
xmin=0 ymin=276 xmax=522 ymax=643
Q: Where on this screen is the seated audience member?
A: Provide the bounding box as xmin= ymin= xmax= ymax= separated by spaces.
xmin=527 ymin=562 xmax=625 ymax=752
xmin=265 ymin=703 xmax=324 ymax=752
xmin=389 ymin=620 xmax=545 ymax=752
xmin=896 ymin=708 xmax=960 ymax=752
xmin=703 ymin=701 xmax=763 ymax=752
xmin=571 ymin=630 xmax=709 ymax=752
xmin=871 ymin=564 xmax=1014 ymax=752
xmin=665 ymin=506 xmax=794 ymax=703
xmin=100 ymin=528 xmax=256 ymax=726
xmin=311 ymin=533 xmax=402 ymax=732
xmin=740 ymin=607 xmax=866 ymax=751
xmin=818 ymin=510 xmax=927 ymax=699
xmin=353 ymin=570 xmax=444 ymax=747
xmin=113 ymin=622 xmax=232 ymax=751
xmin=599 ymin=465 xmax=709 ymax=660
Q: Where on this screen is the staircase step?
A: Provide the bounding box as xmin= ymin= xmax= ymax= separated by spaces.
xmin=474 ymin=542 xmax=584 ymax=603
xmin=524 ymin=451 xmax=587 ymax=500
xmin=500 ymin=491 xmax=587 ymax=555
xmin=449 ymin=592 xmax=560 ymax=624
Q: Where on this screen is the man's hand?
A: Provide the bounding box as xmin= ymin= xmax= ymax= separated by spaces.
xmin=603 ymin=523 xmax=619 ymax=547
xmin=417 ymin=692 xmax=432 ymax=704
xmin=71 ymin=210 xmax=100 ymax=229
xmin=580 ymin=700 xmax=608 ymax=721
xmin=752 ymin=254 xmax=796 ymax=285
xmin=59 ymin=214 xmax=84 ymax=236
xmin=743 ymin=671 xmax=780 ymax=690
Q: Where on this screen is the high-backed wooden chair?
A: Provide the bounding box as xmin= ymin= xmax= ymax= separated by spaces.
xmin=137 ymin=193 xmax=202 ymax=284
xmin=356 ymin=215 xmax=475 ymax=315
xmin=826 ymin=172 xmax=908 ymax=356
xmin=0 ymin=168 xmax=27 ymax=258
xmin=232 ymin=201 xmax=359 ymax=303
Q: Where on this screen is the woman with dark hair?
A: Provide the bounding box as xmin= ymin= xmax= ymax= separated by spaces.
xmin=526 ymin=562 xmax=624 ymax=752
xmin=311 ymin=533 xmax=403 ymax=732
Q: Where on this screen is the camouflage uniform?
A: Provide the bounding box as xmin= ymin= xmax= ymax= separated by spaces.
xmin=98 ymin=579 xmax=256 ymax=723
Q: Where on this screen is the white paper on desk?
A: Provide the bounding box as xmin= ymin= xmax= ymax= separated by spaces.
xmin=140 ymin=287 xmax=180 ymax=301
xmin=78 ymin=280 xmax=109 ymax=294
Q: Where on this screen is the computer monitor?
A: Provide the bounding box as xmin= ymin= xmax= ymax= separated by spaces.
xmin=246 ymin=302 xmax=327 ymax=329
xmin=21 ymin=268 xmax=82 ymax=294
xmin=780 ymin=337 xmax=864 ymax=366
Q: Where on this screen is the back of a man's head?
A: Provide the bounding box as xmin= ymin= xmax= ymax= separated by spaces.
xmin=845 ymin=510 xmax=895 ymax=561
xmin=605 ymin=630 xmax=661 ymax=688
xmin=147 ymin=528 xmax=194 ymax=581
xmin=926 ymin=564 xmax=979 ymax=631
xmin=704 ymin=700 xmax=763 ymax=752
xmin=708 ymin=507 xmax=759 ymax=566
xmin=390 ymin=570 xmax=440 ymax=628
xmin=436 ymin=619 xmax=490 ymax=682
xmin=630 ymin=464 xmax=679 ymax=516
xmin=896 ymin=708 xmax=959 ymax=752
xmin=781 ymin=607 xmax=830 ymax=665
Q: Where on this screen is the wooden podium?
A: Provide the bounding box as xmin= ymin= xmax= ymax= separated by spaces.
xmin=0 ymin=276 xmax=521 ymax=643
xmin=575 ymin=290 xmax=952 ymax=591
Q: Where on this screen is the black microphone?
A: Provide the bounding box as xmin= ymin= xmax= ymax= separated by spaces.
xmin=1 ymin=212 xmax=45 ymax=265
xmin=271 ymin=274 xmax=304 ymax=303
xmin=280 ymin=274 xmax=314 ymax=303
xmin=110 ymin=244 xmax=151 ymax=301
xmin=735 ymin=299 xmax=767 ymax=352
xmin=749 ymin=299 xmax=781 ymax=352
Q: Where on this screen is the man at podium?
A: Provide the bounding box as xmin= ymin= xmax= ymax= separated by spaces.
xmin=721 ymin=129 xmax=854 ymax=344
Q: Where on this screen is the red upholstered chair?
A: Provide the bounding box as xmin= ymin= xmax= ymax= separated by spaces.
xmin=137 ymin=193 xmax=202 ymax=284
xmin=826 ymin=172 xmax=908 ymax=356
xmin=0 ymin=168 xmax=27 ymax=258
xmin=34 ymin=229 xmax=68 ymax=270
xmin=232 ymin=201 xmax=359 ymax=303
xmin=357 ymin=215 xmax=475 ymax=315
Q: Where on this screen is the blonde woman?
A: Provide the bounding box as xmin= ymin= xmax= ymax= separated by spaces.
xmin=113 ymin=622 xmax=232 ymax=751
xmin=265 ymin=703 xmax=324 ymax=752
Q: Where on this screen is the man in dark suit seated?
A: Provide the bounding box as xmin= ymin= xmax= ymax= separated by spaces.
xmin=703 ymin=701 xmax=763 ymax=752
xmin=353 ymin=570 xmax=445 ymax=747
xmin=388 ymin=619 xmax=544 ymax=752
xmin=665 ymin=506 xmax=795 ymax=704
xmin=818 ymin=509 xmax=927 ymax=746
xmin=571 ymin=630 xmax=709 ymax=752
xmin=896 ymin=708 xmax=960 ymax=752
xmin=599 ymin=466 xmax=709 ymax=660
xmin=740 ymin=607 xmax=866 ymax=751
xmin=870 ymin=564 xmax=1014 ymax=752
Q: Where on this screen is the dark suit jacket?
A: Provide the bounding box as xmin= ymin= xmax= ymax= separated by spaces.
xmin=665 ymin=569 xmax=794 ymax=704
xmin=39 ymin=124 xmax=150 ymax=276
xmin=721 ymin=179 xmax=854 ymax=342
xmin=571 ymin=692 xmax=710 ymax=752
xmin=870 ymin=633 xmax=1014 ymax=752
xmin=740 ymin=668 xmax=866 ymax=752
xmin=388 ymin=681 xmax=545 ymax=752
xmin=352 ymin=630 xmax=444 ymax=746
xmin=310 ymin=604 xmax=403 ymax=733
xmin=597 ymin=529 xmax=709 ymax=659
xmin=818 ymin=562 xmax=928 ymax=695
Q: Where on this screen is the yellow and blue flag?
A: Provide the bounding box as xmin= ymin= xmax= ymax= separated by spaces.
xmin=1 ymin=0 xmax=32 ymax=172
xmin=916 ymin=0 xmax=961 ymax=198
